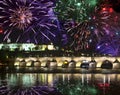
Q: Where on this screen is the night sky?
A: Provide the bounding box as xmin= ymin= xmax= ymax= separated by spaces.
xmin=0 ymin=0 xmax=120 ymax=55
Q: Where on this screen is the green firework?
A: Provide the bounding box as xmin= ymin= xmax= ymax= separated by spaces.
xmin=55 ymin=0 xmax=99 ymax=22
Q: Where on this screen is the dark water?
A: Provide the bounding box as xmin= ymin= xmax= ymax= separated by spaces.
xmin=0 ymin=73 xmax=120 ymax=95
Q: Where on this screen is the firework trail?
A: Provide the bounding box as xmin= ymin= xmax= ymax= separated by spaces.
xmin=55 ymin=0 xmax=120 ymax=51
xmin=95 ymin=0 xmax=120 ymax=56
xmin=0 ymin=0 xmax=60 ymax=44
xmin=55 ymin=0 xmax=99 ymax=50
xmin=91 ymin=0 xmax=120 ymax=39
xmin=96 ymin=35 xmax=120 ymax=56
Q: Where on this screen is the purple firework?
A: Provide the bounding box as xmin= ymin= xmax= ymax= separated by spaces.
xmin=0 ymin=85 xmax=62 ymax=95
xmin=96 ymin=36 xmax=120 ymax=56
xmin=0 ymin=0 xmax=60 ymax=44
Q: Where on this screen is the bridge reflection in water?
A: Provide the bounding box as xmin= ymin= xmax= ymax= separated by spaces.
xmin=0 ymin=73 xmax=120 ymax=95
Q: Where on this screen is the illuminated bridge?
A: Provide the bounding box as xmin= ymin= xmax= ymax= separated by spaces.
xmin=14 ymin=56 xmax=120 ymax=69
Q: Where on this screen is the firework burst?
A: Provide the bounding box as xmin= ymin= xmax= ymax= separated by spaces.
xmin=64 ymin=21 xmax=92 ymax=50
xmin=55 ymin=0 xmax=99 ymax=50
xmin=55 ymin=0 xmax=120 ymax=51
xmin=91 ymin=0 xmax=120 ymax=39
xmin=0 ymin=85 xmax=62 ymax=95
xmin=55 ymin=0 xmax=98 ymax=22
xmin=10 ymin=6 xmax=33 ymax=30
xmin=0 ymin=0 xmax=60 ymax=44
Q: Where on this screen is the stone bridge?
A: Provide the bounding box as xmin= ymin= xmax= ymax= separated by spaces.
xmin=14 ymin=56 xmax=120 ymax=68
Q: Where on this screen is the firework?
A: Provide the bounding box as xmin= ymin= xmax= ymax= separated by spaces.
xmin=96 ymin=36 xmax=120 ymax=56
xmin=0 ymin=85 xmax=62 ymax=95
xmin=55 ymin=0 xmax=120 ymax=51
xmin=55 ymin=76 xmax=98 ymax=95
xmin=95 ymin=1 xmax=120 ymax=56
xmin=55 ymin=0 xmax=99 ymax=50
xmin=109 ymin=0 xmax=120 ymax=12
xmin=91 ymin=0 xmax=120 ymax=38
xmin=0 ymin=0 xmax=60 ymax=44
xmin=64 ymin=21 xmax=92 ymax=50
xmin=55 ymin=0 xmax=98 ymax=22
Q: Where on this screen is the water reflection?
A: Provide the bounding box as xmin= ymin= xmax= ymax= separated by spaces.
xmin=0 ymin=73 xmax=120 ymax=95
xmin=0 ymin=74 xmax=57 ymax=87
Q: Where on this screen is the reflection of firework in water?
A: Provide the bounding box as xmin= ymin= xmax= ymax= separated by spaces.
xmin=55 ymin=76 xmax=98 ymax=95
xmin=55 ymin=0 xmax=120 ymax=51
xmin=96 ymin=36 xmax=120 ymax=56
xmin=0 ymin=85 xmax=62 ymax=95
xmin=0 ymin=0 xmax=60 ymax=44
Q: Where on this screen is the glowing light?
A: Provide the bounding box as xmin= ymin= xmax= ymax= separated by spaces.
xmin=97 ymin=46 xmax=100 ymax=49
xmin=89 ymin=39 xmax=92 ymax=43
xmin=0 ymin=28 xmax=3 ymax=33
xmin=91 ymin=26 xmax=94 ymax=29
xmin=102 ymin=8 xmax=107 ymax=11
xmin=76 ymin=3 xmax=81 ymax=6
xmin=0 ymin=26 xmax=3 ymax=33
xmin=109 ymin=8 xmax=113 ymax=13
